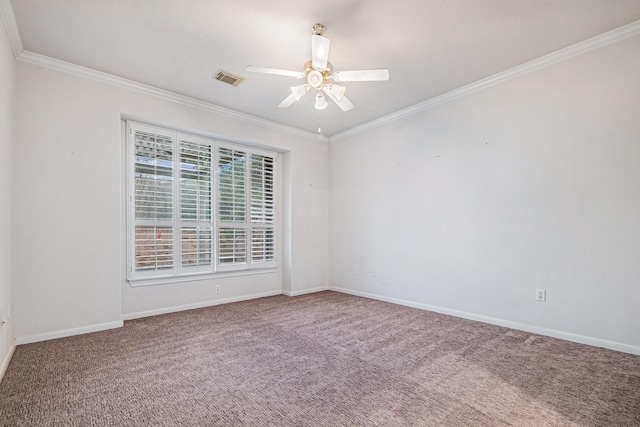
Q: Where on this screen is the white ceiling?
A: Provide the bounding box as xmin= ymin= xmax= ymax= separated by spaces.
xmin=9 ymin=0 xmax=640 ymax=136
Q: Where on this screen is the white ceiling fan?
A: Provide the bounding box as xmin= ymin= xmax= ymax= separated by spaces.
xmin=247 ymin=23 xmax=389 ymax=112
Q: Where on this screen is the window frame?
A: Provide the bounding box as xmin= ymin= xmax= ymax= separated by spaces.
xmin=126 ymin=121 xmax=278 ymax=285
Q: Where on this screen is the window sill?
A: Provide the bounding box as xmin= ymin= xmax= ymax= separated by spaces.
xmin=128 ymin=267 xmax=279 ymax=287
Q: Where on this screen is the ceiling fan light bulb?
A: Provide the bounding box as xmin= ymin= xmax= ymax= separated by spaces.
xmin=315 ymin=93 xmax=328 ymax=110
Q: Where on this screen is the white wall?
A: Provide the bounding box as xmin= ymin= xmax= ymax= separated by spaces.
xmin=13 ymin=61 xmax=329 ymax=342
xmin=0 ymin=12 xmax=15 ymax=376
xmin=9 ymin=13 xmax=638 ymax=356
xmin=329 ymin=35 xmax=640 ymax=354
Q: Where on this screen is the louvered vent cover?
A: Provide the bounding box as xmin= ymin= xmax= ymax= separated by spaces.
xmin=213 ymin=70 xmax=244 ymax=87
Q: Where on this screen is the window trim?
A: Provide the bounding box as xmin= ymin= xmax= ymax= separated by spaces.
xmin=126 ymin=121 xmax=278 ymax=285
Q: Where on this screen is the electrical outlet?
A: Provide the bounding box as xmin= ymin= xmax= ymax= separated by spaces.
xmin=215 ymin=285 xmax=221 ymax=294
xmin=535 ymin=289 xmax=546 ymax=302
xmin=372 ymin=270 xmax=377 ymax=277
xmin=354 ymin=267 xmax=359 ymax=276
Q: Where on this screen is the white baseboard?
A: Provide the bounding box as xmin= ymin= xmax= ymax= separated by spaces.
xmin=121 ymin=290 xmax=283 ymax=321
xmin=330 ymin=286 xmax=640 ymax=356
xmin=0 ymin=339 xmax=16 ymax=384
xmin=282 ymin=286 xmax=329 ymax=297
xmin=16 ymin=321 xmax=124 ymax=346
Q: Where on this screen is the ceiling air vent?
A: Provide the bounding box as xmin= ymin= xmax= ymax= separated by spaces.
xmin=213 ymin=69 xmax=244 ymax=87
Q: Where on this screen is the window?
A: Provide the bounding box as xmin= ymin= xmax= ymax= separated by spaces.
xmin=126 ymin=122 xmax=277 ymax=283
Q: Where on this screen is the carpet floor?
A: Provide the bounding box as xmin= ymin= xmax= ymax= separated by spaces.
xmin=0 ymin=291 xmax=639 ymax=426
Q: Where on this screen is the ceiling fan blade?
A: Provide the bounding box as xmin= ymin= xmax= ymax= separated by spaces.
xmin=278 ymin=93 xmax=297 ymax=108
xmin=326 ymin=84 xmax=345 ymax=100
xmin=279 ymin=85 xmax=310 ymax=108
xmin=291 ymin=84 xmax=310 ymax=101
xmin=246 ymin=66 xmax=305 ymax=78
xmin=311 ymin=35 xmax=330 ymax=70
xmin=334 ymin=94 xmax=354 ymax=112
xmin=323 ymin=87 xmax=354 ymax=111
xmin=332 ymin=69 xmax=389 ymax=82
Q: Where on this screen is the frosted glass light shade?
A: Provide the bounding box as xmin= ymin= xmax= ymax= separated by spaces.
xmin=315 ymin=93 xmax=328 ymax=110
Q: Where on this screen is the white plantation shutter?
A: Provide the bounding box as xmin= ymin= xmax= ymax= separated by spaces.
xmin=127 ymin=122 xmax=278 ymax=283
xmin=251 ymin=227 xmax=274 ymax=262
xmin=250 ymin=154 xmax=274 ymax=224
xmin=218 ymin=228 xmax=247 ymax=265
xmin=180 ymin=140 xmax=212 ymax=222
xmin=181 ymin=226 xmax=213 ymax=266
xmin=250 ymin=154 xmax=275 ymax=263
xmin=134 ymin=130 xmax=173 ymax=221
xmin=217 ymin=147 xmax=246 ymax=223
xmin=135 ymin=226 xmax=174 ymax=271
xmin=179 ymin=137 xmax=214 ymax=269
xmin=133 ymin=127 xmax=175 ymax=274
xmin=217 ymin=147 xmax=247 ymax=267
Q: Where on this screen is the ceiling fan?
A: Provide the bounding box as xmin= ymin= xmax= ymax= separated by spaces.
xmin=247 ymin=23 xmax=389 ymax=112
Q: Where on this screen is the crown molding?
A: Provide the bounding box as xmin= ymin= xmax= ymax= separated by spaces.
xmin=3 ymin=0 xmax=639 ymax=144
xmin=331 ymin=19 xmax=640 ymax=142
xmin=17 ymin=51 xmax=328 ymax=143
xmin=0 ymin=0 xmax=24 ymax=58
xmin=1 ymin=0 xmax=326 ymax=142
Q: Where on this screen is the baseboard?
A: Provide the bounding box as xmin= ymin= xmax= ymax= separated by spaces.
xmin=16 ymin=321 xmax=124 ymax=346
xmin=282 ymin=286 xmax=329 ymax=297
xmin=0 ymin=339 xmax=16 ymax=384
xmin=121 ymin=290 xmax=283 ymax=321
xmin=330 ymin=287 xmax=640 ymax=356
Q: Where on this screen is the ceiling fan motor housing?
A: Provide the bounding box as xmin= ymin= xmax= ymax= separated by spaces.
xmin=307 ymin=70 xmax=324 ymax=88
xmin=303 ymin=60 xmax=333 ymax=91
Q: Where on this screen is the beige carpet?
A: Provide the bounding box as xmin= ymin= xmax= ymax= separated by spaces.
xmin=1 ymin=291 xmax=639 ymax=426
